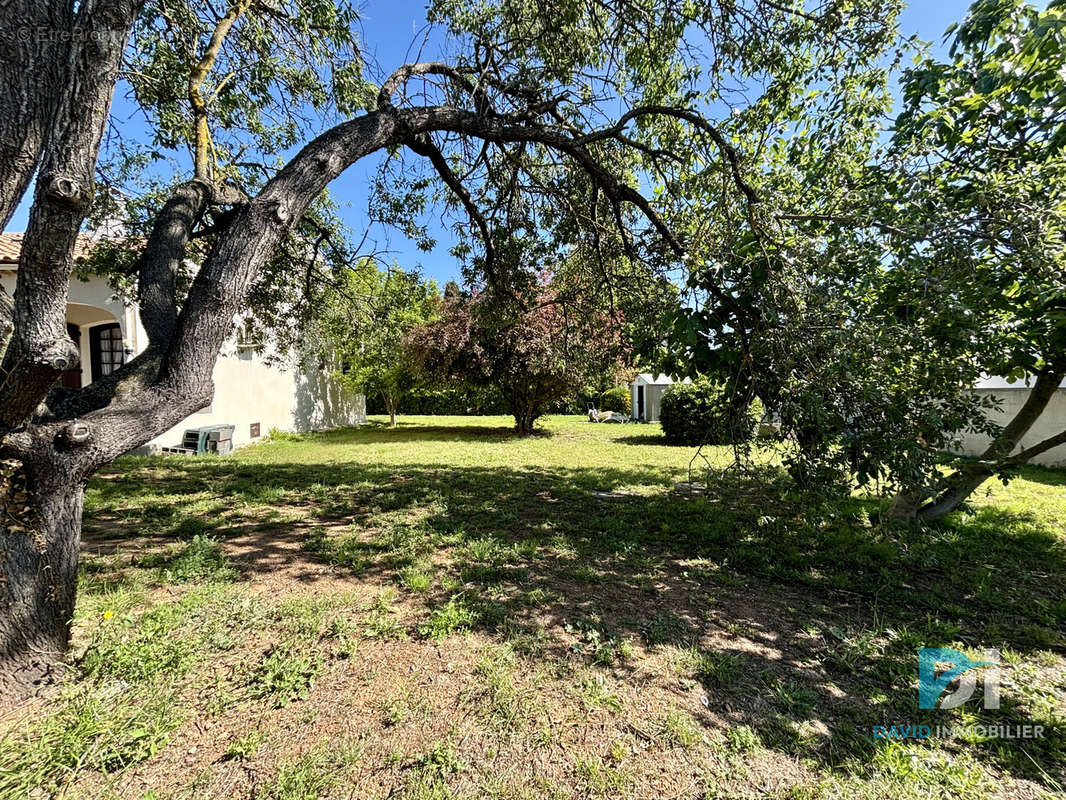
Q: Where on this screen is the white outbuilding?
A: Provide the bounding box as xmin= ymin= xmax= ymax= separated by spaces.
xmin=630 ymin=373 xmax=690 ymax=423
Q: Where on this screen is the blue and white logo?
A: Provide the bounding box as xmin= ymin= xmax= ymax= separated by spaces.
xmin=918 ymin=647 xmax=1000 ymax=710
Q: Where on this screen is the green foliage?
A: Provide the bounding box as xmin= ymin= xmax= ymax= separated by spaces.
xmin=726 ymin=724 xmax=761 ymax=753
xmin=250 ymin=642 xmax=322 ymax=707
xmin=419 ymin=595 xmax=478 ymax=639
xmin=407 ymin=288 xmax=625 ymax=435
xmin=225 ymin=730 xmax=266 ymax=761
xmin=659 ymin=379 xmax=757 ymax=447
xmin=670 ymin=0 xmax=1066 ymax=514
xmin=365 ymin=384 xmax=508 ymax=416
xmin=597 ymin=386 xmax=631 ymax=415
xmin=155 ymin=534 xmax=237 ymax=583
xmin=262 ymin=738 xmax=363 ymax=800
xmin=0 ymin=686 xmax=181 ymax=796
xmin=316 ymin=261 xmax=440 ymax=423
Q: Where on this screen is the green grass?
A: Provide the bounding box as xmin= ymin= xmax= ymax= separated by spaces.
xmin=3 ymin=415 xmax=1063 ymax=799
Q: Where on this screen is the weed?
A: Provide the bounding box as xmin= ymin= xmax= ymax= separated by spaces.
xmin=250 ymin=642 xmax=322 ymax=707
xmin=0 ymin=685 xmax=180 ymax=796
xmin=726 ymin=724 xmax=761 ymax=753
xmin=661 ymin=710 xmax=704 ymax=749
xmin=579 ymin=674 xmax=622 ymax=713
xmin=225 ymin=730 xmax=266 ymax=761
xmin=419 ymin=595 xmax=478 ymax=639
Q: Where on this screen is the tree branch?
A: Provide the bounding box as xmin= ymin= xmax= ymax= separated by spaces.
xmin=0 ymin=0 xmax=141 ymax=431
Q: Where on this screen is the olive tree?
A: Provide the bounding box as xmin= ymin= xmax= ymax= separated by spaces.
xmin=0 ymin=0 xmax=898 ymax=697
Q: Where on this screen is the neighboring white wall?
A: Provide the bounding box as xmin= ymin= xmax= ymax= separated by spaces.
xmin=957 ymin=388 xmax=1066 ymax=467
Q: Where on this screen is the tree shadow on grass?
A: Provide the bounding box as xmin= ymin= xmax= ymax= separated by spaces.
xmin=271 ymin=422 xmax=543 ymax=445
xmin=1011 ymin=462 xmax=1066 ymax=488
xmin=82 ymin=455 xmax=1066 ymax=789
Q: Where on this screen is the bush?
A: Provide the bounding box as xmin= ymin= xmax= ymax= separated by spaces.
xmin=598 ymin=386 xmax=631 ymax=415
xmin=365 ymin=385 xmax=508 ymax=416
xmin=658 ymin=379 xmax=758 ymax=446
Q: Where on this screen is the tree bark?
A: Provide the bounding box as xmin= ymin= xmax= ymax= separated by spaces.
xmin=0 ymin=457 xmax=83 ymax=700
xmin=0 ymin=1 xmax=71 ymax=230
xmin=384 ymin=394 xmax=397 ymax=428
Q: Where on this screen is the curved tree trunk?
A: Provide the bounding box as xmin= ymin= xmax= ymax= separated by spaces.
xmin=511 ymin=396 xmax=537 ymax=436
xmin=890 ymin=368 xmax=1066 ymax=523
xmin=384 ymin=394 xmax=397 ymax=428
xmin=0 ymin=458 xmax=82 ymax=699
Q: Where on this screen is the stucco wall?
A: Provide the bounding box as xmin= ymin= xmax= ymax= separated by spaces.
xmin=145 ymin=349 xmax=367 ymax=451
xmin=957 ymin=388 xmax=1066 ymax=467
xmin=1 ymin=271 xmax=138 ymax=388
xmin=1 ymin=270 xmax=365 ymax=451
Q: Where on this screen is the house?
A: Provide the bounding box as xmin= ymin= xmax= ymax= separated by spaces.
xmin=630 ymin=373 xmax=690 ymax=423
xmin=956 ymin=375 xmax=1066 ymax=467
xmin=0 ymin=233 xmax=366 ymax=453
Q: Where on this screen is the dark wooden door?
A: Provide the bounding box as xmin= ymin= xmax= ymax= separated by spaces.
xmin=60 ymin=323 xmax=82 ymax=388
xmin=637 ymin=385 xmax=645 ymax=420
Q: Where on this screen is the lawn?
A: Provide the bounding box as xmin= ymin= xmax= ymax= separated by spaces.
xmin=1 ymin=415 xmax=1063 ymax=799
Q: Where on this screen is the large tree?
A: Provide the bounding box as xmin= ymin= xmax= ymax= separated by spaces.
xmin=407 ymin=287 xmax=625 ymax=434
xmin=671 ymin=0 xmax=1066 ymax=520
xmin=0 ymin=0 xmax=899 ymax=698
xmin=319 ymin=261 xmax=439 ymax=427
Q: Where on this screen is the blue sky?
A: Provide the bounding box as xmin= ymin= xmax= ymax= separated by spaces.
xmin=7 ymin=1 xmax=984 ymax=286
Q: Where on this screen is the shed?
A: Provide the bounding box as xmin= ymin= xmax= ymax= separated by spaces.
xmin=630 ymin=373 xmax=689 ymax=423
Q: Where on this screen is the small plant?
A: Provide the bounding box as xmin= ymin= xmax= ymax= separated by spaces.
xmin=0 ymin=686 xmax=181 ymax=797
xmin=579 ymin=674 xmax=622 ymax=712
xmin=364 ymin=610 xmax=407 ymax=640
xmin=575 ymin=755 xmax=630 ymax=796
xmin=726 ymin=724 xmax=761 ymax=753
xmin=251 ymin=643 xmax=321 ymax=707
xmin=419 ymin=595 xmax=478 ymax=639
xmin=158 ymin=534 xmax=237 ymax=583
xmin=263 ymin=738 xmax=363 ymax=800
xmin=225 ymin=730 xmax=266 ymax=761
xmin=400 ymin=564 xmax=433 ymax=593
xmin=661 ymin=710 xmax=704 ymax=749
xmin=415 ymin=740 xmax=466 ymax=777
xmin=695 ymin=649 xmax=744 ymax=688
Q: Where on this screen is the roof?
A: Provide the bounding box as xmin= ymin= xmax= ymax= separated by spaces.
xmin=633 ymin=373 xmax=691 ymax=386
xmin=976 ymin=375 xmax=1066 ymax=390
xmin=0 ymin=232 xmax=104 ymax=266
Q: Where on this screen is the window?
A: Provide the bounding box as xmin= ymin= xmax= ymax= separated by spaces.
xmin=89 ymin=323 xmax=125 ymax=382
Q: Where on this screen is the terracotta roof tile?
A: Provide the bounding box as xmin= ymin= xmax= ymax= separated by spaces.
xmin=0 ymin=232 xmax=106 ymax=265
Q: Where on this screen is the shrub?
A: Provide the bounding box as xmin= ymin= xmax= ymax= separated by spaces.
xmin=365 ymin=385 xmax=508 ymax=416
xmin=658 ymin=378 xmax=758 ymax=446
xmin=598 ymin=385 xmax=631 ymax=415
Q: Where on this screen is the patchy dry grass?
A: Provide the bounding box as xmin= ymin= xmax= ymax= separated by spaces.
xmin=1 ymin=415 xmax=1063 ymax=799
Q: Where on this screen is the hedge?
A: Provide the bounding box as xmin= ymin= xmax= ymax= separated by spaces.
xmin=659 ymin=379 xmax=759 ymax=446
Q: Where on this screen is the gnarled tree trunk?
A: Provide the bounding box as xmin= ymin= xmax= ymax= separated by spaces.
xmin=0 ymin=457 xmax=83 ymax=698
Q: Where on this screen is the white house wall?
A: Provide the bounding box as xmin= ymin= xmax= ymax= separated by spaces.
xmin=144 ymin=350 xmax=367 ymax=451
xmin=0 ymin=271 xmax=365 ymax=451
xmin=958 ymin=389 xmax=1066 ymax=467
